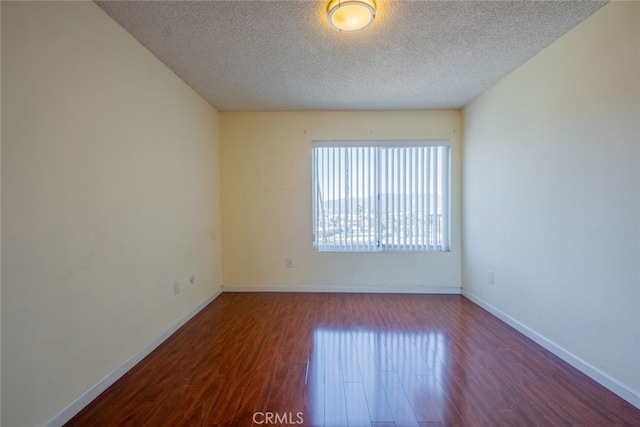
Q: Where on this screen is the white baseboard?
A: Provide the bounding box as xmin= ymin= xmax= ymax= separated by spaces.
xmin=50 ymin=286 xmax=637 ymax=427
xmin=461 ymin=288 xmax=640 ymax=409
xmin=43 ymin=285 xmax=455 ymax=426
xmin=222 ymin=285 xmax=461 ymax=294
xmin=43 ymin=287 xmax=224 ymax=427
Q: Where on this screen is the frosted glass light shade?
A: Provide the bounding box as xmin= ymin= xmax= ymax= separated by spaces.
xmin=327 ymin=0 xmax=376 ymax=33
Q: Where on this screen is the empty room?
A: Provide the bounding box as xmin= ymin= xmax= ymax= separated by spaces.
xmin=1 ymin=0 xmax=639 ymax=426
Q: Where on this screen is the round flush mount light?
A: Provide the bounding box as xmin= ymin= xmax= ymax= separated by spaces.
xmin=327 ymin=0 xmax=376 ymax=33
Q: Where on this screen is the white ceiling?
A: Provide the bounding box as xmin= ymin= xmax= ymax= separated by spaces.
xmin=95 ymin=0 xmax=606 ymax=112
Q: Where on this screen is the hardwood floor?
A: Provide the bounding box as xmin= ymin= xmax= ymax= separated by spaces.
xmin=66 ymin=293 xmax=640 ymax=426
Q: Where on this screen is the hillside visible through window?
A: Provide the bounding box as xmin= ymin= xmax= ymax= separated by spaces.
xmin=312 ymin=142 xmax=450 ymax=252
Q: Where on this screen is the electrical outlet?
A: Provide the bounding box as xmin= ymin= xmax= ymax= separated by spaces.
xmin=190 ymin=275 xmax=195 ymax=284
xmin=488 ymin=271 xmax=495 ymax=284
xmin=286 ymin=258 xmax=293 ymax=268
xmin=173 ymin=281 xmax=181 ymax=294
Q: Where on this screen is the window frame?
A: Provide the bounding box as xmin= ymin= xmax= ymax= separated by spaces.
xmin=312 ymin=140 xmax=451 ymax=253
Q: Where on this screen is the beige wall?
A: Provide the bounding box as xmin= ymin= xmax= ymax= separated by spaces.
xmin=220 ymin=111 xmax=461 ymax=291
xmin=463 ymin=1 xmax=639 ymax=404
xmin=1 ymin=2 xmax=222 ymax=426
xmin=2 ymin=0 xmax=637 ymax=424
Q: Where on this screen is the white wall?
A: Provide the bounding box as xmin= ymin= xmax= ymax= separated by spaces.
xmin=220 ymin=111 xmax=461 ymax=292
xmin=463 ymin=1 xmax=639 ymax=405
xmin=1 ymin=2 xmax=222 ymax=426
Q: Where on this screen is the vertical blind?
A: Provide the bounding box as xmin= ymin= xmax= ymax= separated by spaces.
xmin=312 ymin=141 xmax=450 ymax=252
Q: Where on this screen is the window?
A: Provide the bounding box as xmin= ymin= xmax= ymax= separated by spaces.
xmin=312 ymin=140 xmax=451 ymax=252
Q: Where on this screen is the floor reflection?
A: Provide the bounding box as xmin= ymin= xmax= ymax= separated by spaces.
xmin=306 ymin=328 xmax=447 ymax=426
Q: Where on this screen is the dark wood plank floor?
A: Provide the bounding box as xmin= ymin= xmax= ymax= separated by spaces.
xmin=66 ymin=293 xmax=640 ymax=426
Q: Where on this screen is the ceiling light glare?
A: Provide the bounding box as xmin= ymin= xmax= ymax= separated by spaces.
xmin=327 ymin=0 xmax=376 ymax=33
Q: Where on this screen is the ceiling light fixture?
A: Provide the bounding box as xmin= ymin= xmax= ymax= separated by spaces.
xmin=327 ymin=0 xmax=376 ymax=33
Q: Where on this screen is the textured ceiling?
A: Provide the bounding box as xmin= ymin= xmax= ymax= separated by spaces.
xmin=95 ymin=0 xmax=606 ymax=112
